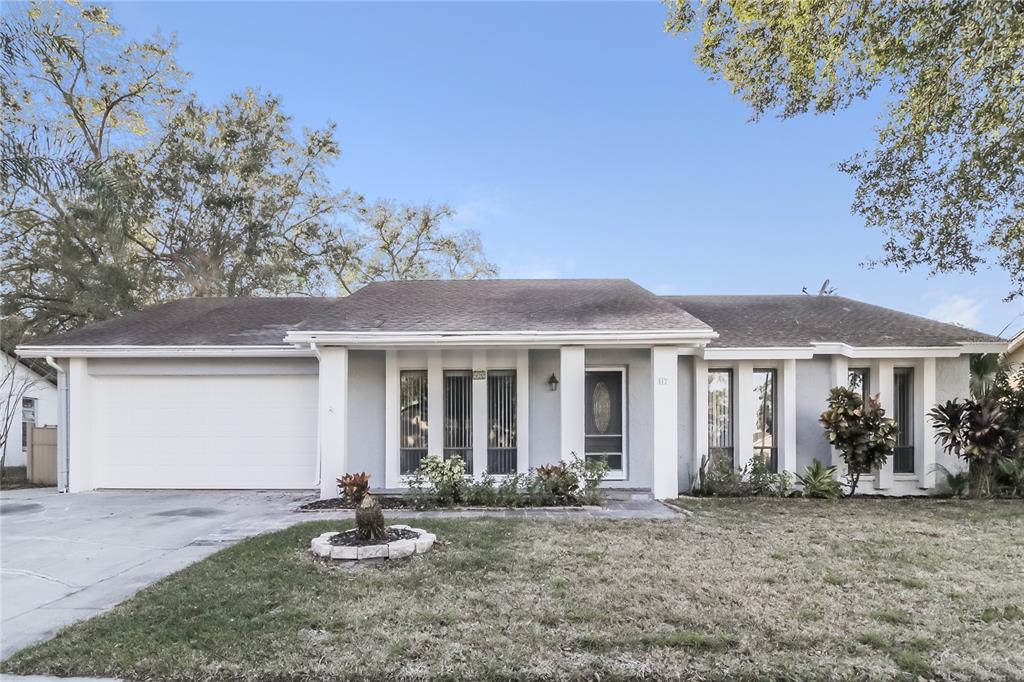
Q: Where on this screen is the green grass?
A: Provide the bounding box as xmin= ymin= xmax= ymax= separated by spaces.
xmin=4 ymin=498 xmax=1024 ymax=681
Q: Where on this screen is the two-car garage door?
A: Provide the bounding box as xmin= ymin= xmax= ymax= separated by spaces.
xmin=91 ymin=370 xmax=318 ymax=489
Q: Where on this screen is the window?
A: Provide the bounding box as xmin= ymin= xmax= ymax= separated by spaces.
xmin=443 ymin=370 xmax=473 ymax=473
xmin=708 ymin=369 xmax=734 ymax=467
xmin=399 ymin=370 xmax=428 ymax=475
xmin=21 ymin=398 xmax=37 ymax=450
xmin=752 ymin=368 xmax=777 ymax=472
xmin=893 ymin=367 xmax=915 ymax=474
xmin=584 ymin=369 xmax=625 ymax=476
xmin=487 ymin=370 xmax=517 ymax=475
xmin=848 ymin=367 xmax=869 ymax=402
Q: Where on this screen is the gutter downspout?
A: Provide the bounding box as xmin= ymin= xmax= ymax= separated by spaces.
xmin=46 ymin=357 xmax=69 ymax=493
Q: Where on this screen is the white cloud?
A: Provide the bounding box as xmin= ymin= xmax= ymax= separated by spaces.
xmin=927 ymin=295 xmax=982 ymax=328
xmin=452 ymin=198 xmax=509 ymax=226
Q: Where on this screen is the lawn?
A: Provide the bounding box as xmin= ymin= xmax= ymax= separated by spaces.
xmin=4 ymin=499 xmax=1023 ymax=681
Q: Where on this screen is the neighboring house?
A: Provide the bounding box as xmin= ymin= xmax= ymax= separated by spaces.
xmin=2 ymin=341 xmax=58 ymax=469
xmin=16 ymin=280 xmax=1006 ymax=498
xmin=1007 ymin=329 xmax=1024 ymax=381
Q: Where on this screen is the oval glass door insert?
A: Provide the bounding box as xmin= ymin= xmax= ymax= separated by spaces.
xmin=592 ymin=381 xmax=612 ymax=433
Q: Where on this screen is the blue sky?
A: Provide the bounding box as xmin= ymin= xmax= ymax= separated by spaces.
xmin=111 ymin=1 xmax=1020 ymax=336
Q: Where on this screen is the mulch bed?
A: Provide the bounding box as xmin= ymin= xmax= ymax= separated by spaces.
xmin=300 ymin=496 xmax=419 ymax=511
xmin=327 ymin=527 xmax=420 ymax=547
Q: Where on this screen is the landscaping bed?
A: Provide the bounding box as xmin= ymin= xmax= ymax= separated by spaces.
xmin=4 ymin=499 xmax=1023 ymax=681
xmin=298 ymin=496 xmax=590 ymax=512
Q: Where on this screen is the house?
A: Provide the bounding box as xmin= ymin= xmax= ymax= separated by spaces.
xmin=2 ymin=341 xmax=59 ymax=470
xmin=15 ymin=280 xmax=1006 ymax=498
xmin=1007 ymin=329 xmax=1024 ymax=381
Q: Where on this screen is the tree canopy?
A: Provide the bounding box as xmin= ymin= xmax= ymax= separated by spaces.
xmin=665 ymin=0 xmax=1024 ymax=300
xmin=1 ymin=1 xmax=495 ymax=340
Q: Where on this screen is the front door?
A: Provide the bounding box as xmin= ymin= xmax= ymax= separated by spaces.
xmin=584 ymin=369 xmax=626 ymax=479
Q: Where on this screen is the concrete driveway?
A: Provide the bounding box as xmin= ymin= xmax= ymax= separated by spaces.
xmin=0 ymin=488 xmax=312 ymax=660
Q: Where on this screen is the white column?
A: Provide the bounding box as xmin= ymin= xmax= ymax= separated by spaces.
xmin=384 ymin=350 xmax=399 ymax=488
xmin=472 ymin=350 xmax=488 ymax=478
xmin=67 ymin=357 xmax=95 ymax=492
xmin=918 ymin=357 xmax=937 ymax=489
xmin=781 ymin=358 xmax=797 ymax=476
xmin=651 ymin=346 xmax=679 ymax=499
xmin=559 ymin=346 xmax=585 ymax=462
xmin=427 ymin=350 xmax=443 ymax=459
xmin=829 ymin=355 xmax=849 ymax=472
xmin=693 ymin=357 xmax=709 ymax=483
xmin=516 ymin=349 xmax=530 ymax=475
xmin=735 ymin=361 xmax=754 ymax=471
xmin=317 ymin=347 xmax=349 ymax=499
xmin=873 ymin=359 xmax=895 ymax=490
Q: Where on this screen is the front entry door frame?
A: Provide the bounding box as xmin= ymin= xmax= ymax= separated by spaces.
xmin=584 ymin=366 xmax=628 ymax=480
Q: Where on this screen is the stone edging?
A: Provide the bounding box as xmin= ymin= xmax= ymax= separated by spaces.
xmin=310 ymin=524 xmax=436 ymax=561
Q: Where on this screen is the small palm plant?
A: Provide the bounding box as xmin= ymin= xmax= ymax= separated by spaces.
xmin=797 ymin=459 xmax=842 ymax=499
xmin=337 ymin=472 xmax=385 ymax=542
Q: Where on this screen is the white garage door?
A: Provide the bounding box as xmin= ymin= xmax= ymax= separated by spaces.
xmin=93 ymin=373 xmax=318 ymax=489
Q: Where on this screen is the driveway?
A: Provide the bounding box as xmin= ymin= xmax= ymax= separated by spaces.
xmin=0 ymin=488 xmax=311 ymax=660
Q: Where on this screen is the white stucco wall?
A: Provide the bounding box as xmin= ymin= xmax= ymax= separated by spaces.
xmin=1 ymin=354 xmax=58 ymax=468
xmin=528 ymin=349 xmax=561 ymax=468
xmin=346 ymin=350 xmax=386 ymax=484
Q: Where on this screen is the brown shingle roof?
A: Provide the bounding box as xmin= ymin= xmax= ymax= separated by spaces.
xmin=294 ymin=279 xmax=712 ymax=333
xmin=663 ymin=295 xmax=1003 ymax=348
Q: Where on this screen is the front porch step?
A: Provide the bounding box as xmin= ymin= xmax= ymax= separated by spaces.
xmin=602 ymin=488 xmax=653 ymax=502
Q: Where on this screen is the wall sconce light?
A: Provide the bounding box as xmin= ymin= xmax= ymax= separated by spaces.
xmin=547 ymin=373 xmax=560 ymax=391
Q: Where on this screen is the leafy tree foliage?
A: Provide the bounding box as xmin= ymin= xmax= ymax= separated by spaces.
xmin=819 ymin=386 xmax=897 ymax=496
xmin=665 ymin=1 xmax=1024 ymax=299
xmin=2 ymin=2 xmax=495 ymax=339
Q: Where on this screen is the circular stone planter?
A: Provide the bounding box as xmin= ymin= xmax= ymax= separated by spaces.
xmin=310 ymin=525 xmax=436 ymax=561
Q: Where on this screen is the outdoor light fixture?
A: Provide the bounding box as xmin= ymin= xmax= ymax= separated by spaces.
xmin=547 ymin=373 xmax=560 ymax=391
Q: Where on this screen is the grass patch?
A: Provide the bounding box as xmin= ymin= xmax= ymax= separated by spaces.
xmin=4 ymin=499 xmax=1024 ymax=681
xmin=872 ymin=608 xmax=913 ymax=625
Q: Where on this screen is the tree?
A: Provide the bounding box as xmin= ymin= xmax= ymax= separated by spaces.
xmin=820 ymin=386 xmax=897 ymax=496
xmin=664 ymin=1 xmax=1024 ymax=299
xmin=333 ymin=200 xmax=497 ymax=294
xmin=2 ymin=2 xmax=496 ymax=340
xmin=1 ymin=1 xmax=185 ymax=336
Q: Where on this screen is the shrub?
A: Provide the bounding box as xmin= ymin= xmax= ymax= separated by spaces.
xmin=336 ymin=472 xmax=370 ymax=503
xmin=797 ymin=459 xmax=842 ymax=499
xmin=691 ymin=453 xmax=791 ymax=497
xmin=930 ymin=398 xmax=1017 ymax=497
xmin=820 ymin=386 xmax=897 ymax=496
xmin=404 ymin=453 xmax=607 ymax=508
xmin=417 ymin=455 xmax=468 ymax=505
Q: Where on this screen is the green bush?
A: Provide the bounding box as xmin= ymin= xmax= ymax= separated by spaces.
xmin=691 ymin=453 xmax=791 ymax=497
xmin=820 ymin=386 xmax=897 ymax=496
xmin=404 ymin=453 xmax=608 ymax=508
xmin=797 ymin=459 xmax=842 ymax=499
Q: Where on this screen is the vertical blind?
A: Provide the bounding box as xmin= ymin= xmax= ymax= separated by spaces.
xmin=444 ymin=370 xmax=473 ymax=474
xmin=487 ymin=370 xmax=517 ymax=475
xmin=399 ymin=370 xmax=428 ymax=474
xmin=753 ymin=368 xmax=777 ymax=472
xmin=894 ymin=368 xmax=915 ymax=474
xmin=708 ymin=369 xmax=733 ymax=466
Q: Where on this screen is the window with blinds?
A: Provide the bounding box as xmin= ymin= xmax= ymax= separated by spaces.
xmin=443 ymin=370 xmax=473 ymax=474
xmin=708 ymin=369 xmax=733 ymax=467
xmin=487 ymin=370 xmax=517 ymax=475
xmin=753 ymin=368 xmax=777 ymax=472
xmin=399 ymin=370 xmax=428 ymax=475
xmin=893 ymin=367 xmax=915 ymax=474
xmin=848 ymin=367 xmax=869 ymax=402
